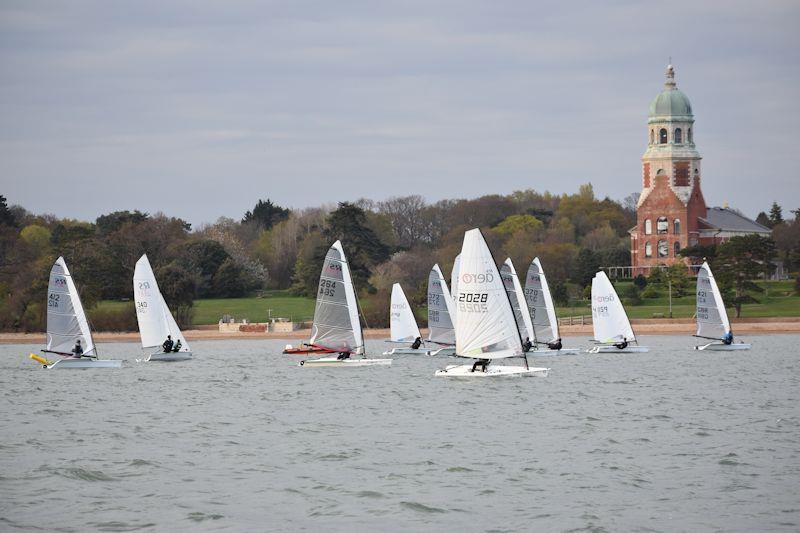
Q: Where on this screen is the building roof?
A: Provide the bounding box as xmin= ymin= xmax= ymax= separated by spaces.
xmin=648 ymin=65 xmax=693 ymax=121
xmin=698 ymin=207 xmax=772 ymax=234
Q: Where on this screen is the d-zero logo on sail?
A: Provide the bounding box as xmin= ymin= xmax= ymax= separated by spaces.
xmin=594 ymin=294 xmax=615 ymax=303
xmin=461 ymin=270 xmax=494 ymax=284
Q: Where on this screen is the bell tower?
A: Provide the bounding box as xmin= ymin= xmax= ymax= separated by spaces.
xmin=631 ymin=64 xmax=707 ymax=273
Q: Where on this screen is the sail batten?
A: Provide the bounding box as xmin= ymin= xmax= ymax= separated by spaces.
xmin=591 ymin=271 xmax=636 ymax=344
xmin=454 ymin=230 xmax=523 ymax=360
xmin=427 ymin=264 xmax=456 ymax=346
xmin=696 ymin=262 xmax=731 ymax=339
xmin=133 ymin=254 xmax=189 ymax=352
xmin=525 ymin=258 xmax=560 ymax=344
xmin=309 ymin=241 xmax=364 ymax=354
xmin=46 ymin=257 xmax=96 ymax=356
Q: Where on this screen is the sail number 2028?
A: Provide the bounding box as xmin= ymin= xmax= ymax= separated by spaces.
xmin=458 ymin=292 xmax=488 ymax=313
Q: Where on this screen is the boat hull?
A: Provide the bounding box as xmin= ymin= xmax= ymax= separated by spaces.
xmin=147 ymin=351 xmax=192 ymax=362
xmin=282 ymin=344 xmax=336 ymax=355
xmin=299 ymin=357 xmax=392 ymax=367
xmin=695 ymin=342 xmax=751 ymax=351
xmin=382 ymin=347 xmax=429 ymax=355
xmin=426 ymin=347 xmax=456 ymax=357
xmin=46 ymin=358 xmax=122 ymax=369
xmin=434 ymin=364 xmax=549 ymax=377
xmin=529 ymin=348 xmax=581 ymax=356
xmin=587 ymin=345 xmax=650 ymax=354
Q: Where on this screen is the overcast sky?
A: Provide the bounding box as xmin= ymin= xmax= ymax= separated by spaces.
xmin=1 ymin=0 xmax=798 ymax=226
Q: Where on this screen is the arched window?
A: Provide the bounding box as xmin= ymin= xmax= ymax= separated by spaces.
xmin=659 ymin=128 xmax=668 ymax=144
xmin=650 ymin=130 xmax=654 ymax=144
xmin=658 ymin=240 xmax=668 ymax=257
xmin=674 ymin=128 xmax=682 ymax=144
xmin=645 ymin=242 xmax=652 ymax=257
xmin=645 ymin=219 xmax=652 ymax=235
xmin=674 ymin=242 xmax=681 ymax=256
xmin=688 ymin=128 xmax=692 ymax=143
xmin=673 ymin=218 xmax=681 ymax=234
xmin=657 ymin=216 xmax=668 ymax=234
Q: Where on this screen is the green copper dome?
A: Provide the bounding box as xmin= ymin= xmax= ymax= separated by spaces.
xmin=648 ymin=65 xmax=693 ymax=121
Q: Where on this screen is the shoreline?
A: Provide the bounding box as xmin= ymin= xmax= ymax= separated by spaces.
xmin=2 ymin=318 xmax=799 ymax=344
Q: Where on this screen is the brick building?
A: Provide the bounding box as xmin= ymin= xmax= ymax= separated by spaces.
xmin=629 ymin=65 xmax=770 ymax=276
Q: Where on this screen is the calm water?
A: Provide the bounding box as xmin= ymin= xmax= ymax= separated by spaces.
xmin=1 ymin=335 xmax=798 ymax=532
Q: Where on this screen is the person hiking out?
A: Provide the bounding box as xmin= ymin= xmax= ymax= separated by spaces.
xmin=471 ymin=358 xmax=489 ymax=372
xmin=336 ymin=352 xmax=350 ymax=361
xmin=723 ymin=331 xmax=733 ymax=345
xmin=522 ymin=338 xmax=533 ymax=352
xmin=547 ymin=338 xmax=563 ymax=350
xmin=162 ymin=335 xmax=174 ymax=353
xmin=72 ymin=339 xmax=84 ymax=358
xmin=411 ymin=337 xmax=422 ymax=350
xmin=614 ymin=339 xmax=628 ymax=350
xmin=172 ymin=339 xmax=182 ymax=352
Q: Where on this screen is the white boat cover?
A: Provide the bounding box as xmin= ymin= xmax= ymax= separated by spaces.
xmin=591 ymin=271 xmax=636 ymax=344
xmin=500 ymin=258 xmax=535 ymax=345
xmin=525 ymin=257 xmax=560 ymax=344
xmin=696 ymin=261 xmax=731 ymax=339
xmin=390 ymin=283 xmax=421 ymax=343
xmin=427 ymin=264 xmax=456 ymax=345
xmin=46 ymin=257 xmax=96 ymax=356
xmin=309 ymin=240 xmax=364 ymax=354
xmin=133 ymin=254 xmax=190 ymax=352
xmin=455 ymin=229 xmax=523 ymax=360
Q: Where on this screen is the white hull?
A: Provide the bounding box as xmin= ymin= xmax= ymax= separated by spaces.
xmin=695 ymin=342 xmax=751 ymax=351
xmin=426 ymin=347 xmax=456 ymax=357
xmin=46 ymin=358 xmax=122 ymax=369
xmin=382 ymin=347 xmax=429 ymax=356
xmin=434 ymin=364 xmax=549 ymax=378
xmin=147 ymin=351 xmax=193 ymax=362
xmin=587 ymin=345 xmax=650 ymax=354
xmin=529 ymin=348 xmax=581 ymax=356
xmin=299 ymin=357 xmax=392 ymax=367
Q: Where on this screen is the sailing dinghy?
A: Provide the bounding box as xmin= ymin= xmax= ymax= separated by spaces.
xmin=133 ymin=254 xmax=192 ymax=362
xmin=383 ymin=283 xmax=426 ymax=355
xmin=425 ymin=264 xmax=457 ymax=356
xmin=588 ymin=271 xmax=649 ymax=353
xmin=300 ymin=241 xmax=391 ymax=367
xmin=435 ymin=229 xmax=549 ymax=377
xmin=500 ymin=258 xmax=535 ymax=351
xmin=694 ymin=262 xmax=751 ymax=351
xmin=524 ymin=257 xmax=579 ymax=355
xmin=29 ymin=257 xmax=122 ymax=369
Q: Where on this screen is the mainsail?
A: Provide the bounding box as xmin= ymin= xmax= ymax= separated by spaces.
xmin=309 ymin=240 xmax=364 ymax=354
xmin=696 ymin=261 xmax=731 ymax=339
xmin=524 ymin=257 xmax=560 ymax=344
xmin=450 ymin=254 xmax=461 ymax=301
xmin=500 ymin=258 xmax=535 ymax=345
xmin=427 ymin=264 xmax=456 ymax=346
xmin=389 ymin=283 xmax=421 ymax=343
xmin=46 ymin=257 xmax=96 ymax=356
xmin=455 ymin=229 xmax=523 ymax=360
xmin=591 ymin=271 xmax=636 ymax=344
xmin=133 ymin=254 xmax=190 ymax=352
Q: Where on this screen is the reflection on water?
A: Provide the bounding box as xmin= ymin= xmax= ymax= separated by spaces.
xmin=1 ymin=335 xmax=798 ymax=531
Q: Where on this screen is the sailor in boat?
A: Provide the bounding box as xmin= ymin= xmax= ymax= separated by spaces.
xmin=411 ymin=337 xmax=422 ymax=349
xmin=71 ymin=339 xmax=84 ymax=358
xmin=471 ymin=358 xmax=490 ymax=372
xmin=547 ymin=338 xmax=562 ymax=350
xmin=614 ymin=338 xmax=628 ymax=350
xmin=723 ymin=331 xmax=733 ymax=345
xmin=172 ymin=339 xmax=182 ymax=352
xmin=522 ymin=337 xmax=533 ymax=352
xmin=162 ymin=335 xmax=174 ymax=353
xmin=336 ymin=352 xmax=350 ymax=361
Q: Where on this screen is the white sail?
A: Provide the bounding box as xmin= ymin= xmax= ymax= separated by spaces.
xmin=591 ymin=271 xmax=636 ymax=344
xmin=133 ymin=254 xmax=190 ymax=352
xmin=390 ymin=283 xmax=421 ymax=343
xmin=46 ymin=257 xmax=96 ymax=356
xmin=450 ymin=254 xmax=461 ymax=301
xmin=309 ymin=240 xmax=364 ymax=354
xmin=525 ymin=257 xmax=560 ymax=344
xmin=500 ymin=258 xmax=535 ymax=345
xmin=427 ymin=264 xmax=456 ymax=346
xmin=696 ymin=262 xmax=731 ymax=339
xmin=455 ymin=229 xmax=523 ymax=360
